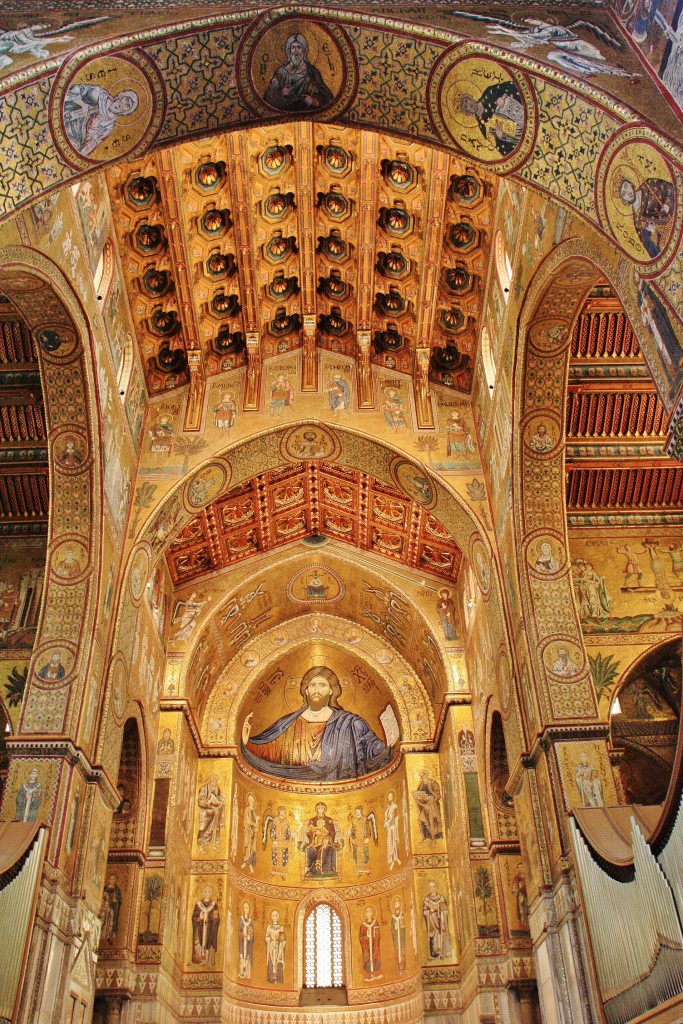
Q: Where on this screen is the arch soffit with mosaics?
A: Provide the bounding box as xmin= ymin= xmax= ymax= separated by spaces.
xmin=201 ymin=612 xmax=434 ymax=749
xmin=173 ymin=543 xmax=454 ymax=713
xmin=510 ymin=240 xmax=640 ymax=725
xmin=0 ymin=250 xmax=103 ymax=742
xmin=120 ymin=421 xmax=498 ymax=636
xmin=3 ymin=7 xmax=681 ymax=233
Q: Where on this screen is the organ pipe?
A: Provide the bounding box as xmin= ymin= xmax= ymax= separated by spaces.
xmin=0 ymin=824 xmax=47 ymax=1024
xmin=570 ymin=816 xmax=683 ymax=1024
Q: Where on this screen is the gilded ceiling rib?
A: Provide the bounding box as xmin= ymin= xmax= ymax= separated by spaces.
xmin=157 ymin=149 xmax=206 ymax=431
xmin=295 ymin=121 xmax=319 ymax=394
xmin=227 ymin=130 xmax=261 ymax=411
xmin=413 ymin=148 xmax=449 ymax=430
xmin=356 ymin=132 xmax=380 ymax=409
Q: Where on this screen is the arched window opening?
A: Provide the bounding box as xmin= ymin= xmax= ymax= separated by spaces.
xmin=490 ymin=711 xmax=518 ymax=842
xmin=495 ymin=229 xmax=512 ymax=300
xmin=304 ymin=903 xmax=343 ymax=988
xmin=610 ymin=638 xmax=682 ymax=807
xmin=481 ymin=325 xmax=496 ymax=393
xmin=116 ymin=331 xmax=135 ymax=398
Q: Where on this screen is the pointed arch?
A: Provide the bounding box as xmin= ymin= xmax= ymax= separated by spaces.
xmin=0 ymin=249 xmax=102 ymax=749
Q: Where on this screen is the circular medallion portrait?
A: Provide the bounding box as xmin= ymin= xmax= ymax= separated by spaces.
xmin=238 ymin=647 xmax=400 ymax=784
xmin=470 ymin=537 xmax=491 ymax=597
xmin=281 ymin=423 xmax=340 ymax=462
xmin=287 ymin=564 xmax=344 ymax=604
xmin=524 ymin=415 xmax=559 ymax=456
xmin=110 ymin=658 xmax=126 ymax=723
xmin=129 ymin=546 xmax=150 ymax=602
xmin=543 ymin=640 xmax=584 ymax=679
xmin=52 ymin=540 xmax=88 ymax=581
xmin=390 ymin=457 xmax=436 ymax=508
xmin=429 ymin=52 xmax=536 ymax=172
xmin=527 ymin=317 xmax=570 ymax=355
xmin=37 ymin=326 xmax=78 ymax=361
xmin=597 ymin=130 xmax=682 ymax=269
xmin=237 ymin=15 xmax=358 ymax=121
xmin=527 ymin=537 xmax=565 ymax=577
xmin=185 ymin=462 xmax=229 ymax=510
xmin=35 ymin=645 xmax=73 ymax=684
xmin=498 ymin=650 xmax=513 ymax=716
xmin=54 ymin=430 xmax=88 ymax=471
xmin=51 ymin=51 xmax=165 ymax=171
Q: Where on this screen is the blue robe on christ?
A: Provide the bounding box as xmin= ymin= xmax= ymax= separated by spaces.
xmin=241 ymin=706 xmax=394 ymax=782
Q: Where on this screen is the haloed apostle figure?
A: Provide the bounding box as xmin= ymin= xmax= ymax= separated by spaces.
xmin=241 ymin=666 xmax=394 ymax=782
xmin=263 ymin=33 xmax=334 ymax=113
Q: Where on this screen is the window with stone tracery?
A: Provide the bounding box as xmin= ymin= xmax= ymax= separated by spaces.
xmin=303 ymin=903 xmax=343 ymax=988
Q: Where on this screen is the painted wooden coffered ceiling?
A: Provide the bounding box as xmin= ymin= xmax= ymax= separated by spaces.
xmin=0 ymin=301 xmax=48 ymax=533
xmin=106 ymin=124 xmax=495 ymax=429
xmin=566 ymin=284 xmax=682 ymax=518
xmin=165 ymin=461 xmax=462 ymax=587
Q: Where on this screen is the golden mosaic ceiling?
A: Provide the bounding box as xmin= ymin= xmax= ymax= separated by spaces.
xmin=107 ymin=124 xmax=495 ymax=424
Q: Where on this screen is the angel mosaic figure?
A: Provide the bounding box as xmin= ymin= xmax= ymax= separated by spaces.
xmin=455 ymin=14 xmax=632 ymax=77
xmin=348 ymin=805 xmax=378 ymax=876
xmin=262 ymin=806 xmax=293 ymax=878
xmin=0 ymin=19 xmax=107 ymax=70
